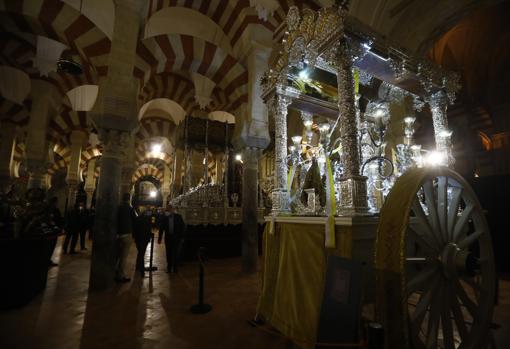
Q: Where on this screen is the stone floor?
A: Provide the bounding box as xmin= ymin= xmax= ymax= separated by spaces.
xmin=0 ymin=236 xmax=509 ymax=349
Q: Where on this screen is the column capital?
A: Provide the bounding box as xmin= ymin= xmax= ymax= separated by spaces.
xmin=98 ymin=128 xmax=130 ymax=160
xmin=69 ymin=129 xmax=88 ymax=146
xmin=241 ymin=147 xmax=262 ymax=170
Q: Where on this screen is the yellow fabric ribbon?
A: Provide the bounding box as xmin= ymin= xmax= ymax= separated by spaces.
xmin=354 ymin=68 xmax=360 ymax=94
xmin=287 ymin=164 xmax=293 ymax=192
xmin=324 ymin=156 xmax=337 ymax=248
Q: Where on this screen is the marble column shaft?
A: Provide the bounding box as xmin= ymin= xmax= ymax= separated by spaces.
xmin=89 ymin=129 xmax=128 ymax=291
xmin=66 ymin=130 xmax=87 ymax=209
xmin=161 ymin=164 xmax=171 ymax=207
xmin=84 ymin=159 xmax=97 ymax=209
xmin=335 ymin=41 xmax=369 ymax=215
xmin=429 ymin=90 xmax=454 ymax=167
xmin=0 ymin=122 xmax=16 ymax=192
xmin=271 ymin=94 xmax=292 ymax=213
xmin=241 ymin=147 xmax=261 ymax=274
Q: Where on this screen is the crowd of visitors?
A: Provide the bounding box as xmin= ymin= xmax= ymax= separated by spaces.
xmin=0 ymin=186 xmax=186 ymax=284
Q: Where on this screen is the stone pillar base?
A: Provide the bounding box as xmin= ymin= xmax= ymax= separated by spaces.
xmin=337 ymin=176 xmax=370 ymax=216
xmin=271 ymin=188 xmax=290 ymax=214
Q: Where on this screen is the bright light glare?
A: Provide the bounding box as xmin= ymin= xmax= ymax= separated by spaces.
xmin=303 ymin=120 xmax=313 ymax=128
xmin=149 ymin=190 xmax=157 ymax=198
xmin=374 ymin=109 xmax=384 ymax=118
xmin=404 ymin=116 xmax=415 ymax=124
xmin=424 ymin=151 xmax=445 ymax=167
xmin=298 ymin=69 xmax=309 ymax=79
xmin=291 ymin=135 xmax=302 ymax=145
xmin=438 ymin=129 xmax=453 ymax=138
xmin=319 ymin=123 xmax=330 ymax=132
xmin=151 ymin=144 xmax=162 ymax=153
xmin=235 ymin=154 xmax=242 ymax=161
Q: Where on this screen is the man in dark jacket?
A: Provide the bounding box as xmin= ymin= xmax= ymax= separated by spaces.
xmin=115 ymin=193 xmax=137 ymax=282
xmin=134 ymin=207 xmax=153 ymax=276
xmin=158 ymin=204 xmax=185 ymax=273
xmin=63 ymin=202 xmax=88 ymax=254
xmin=47 ymin=197 xmax=63 ymax=266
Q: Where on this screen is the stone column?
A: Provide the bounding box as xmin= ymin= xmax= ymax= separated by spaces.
xmin=89 ymin=129 xmax=128 ymax=290
xmin=26 ymin=159 xmax=49 ymax=190
xmin=204 ymin=119 xmax=209 ymax=184
xmin=25 ymin=80 xmax=58 ymax=190
xmin=271 ymin=94 xmax=292 ymax=213
xmin=241 ymin=146 xmax=261 ymax=273
xmin=84 ymin=158 xmax=97 ymax=209
xmin=161 ymin=164 xmax=171 ymax=207
xmin=223 ymin=123 xmax=230 ymax=207
xmin=0 ymin=122 xmax=16 ymax=192
xmin=172 ymin=149 xmax=183 ymax=196
xmin=183 ymin=118 xmax=192 ymax=192
xmin=215 ymin=152 xmax=223 ymax=185
xmin=88 ymin=0 xmax=143 ymax=291
xmin=66 ymin=130 xmax=87 ymax=209
xmin=428 ymin=90 xmax=454 ymax=167
xmin=335 ymin=41 xmax=369 ymax=216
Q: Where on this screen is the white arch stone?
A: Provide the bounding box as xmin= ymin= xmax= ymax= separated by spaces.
xmin=208 ymin=111 xmax=236 ymax=124
xmin=66 ymin=85 xmax=99 ymax=111
xmin=144 ymin=7 xmax=233 ymax=55
xmin=63 ymin=0 xmax=115 ymax=39
xmin=139 ymin=98 xmax=186 ymax=125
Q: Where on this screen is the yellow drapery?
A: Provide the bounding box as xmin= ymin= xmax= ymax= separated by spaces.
xmin=257 ymin=222 xmax=353 ymax=348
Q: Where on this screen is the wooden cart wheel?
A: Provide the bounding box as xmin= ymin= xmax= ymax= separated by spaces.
xmin=375 ymin=167 xmax=495 ymax=349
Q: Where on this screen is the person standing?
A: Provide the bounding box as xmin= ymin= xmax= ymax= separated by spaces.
xmin=46 ymin=197 xmax=63 ymax=266
xmin=63 ymin=202 xmax=88 ymax=254
xmin=134 ymin=208 xmax=153 ymax=277
xmin=115 ymin=193 xmax=137 ymax=283
xmin=158 ymin=204 xmax=185 ymax=273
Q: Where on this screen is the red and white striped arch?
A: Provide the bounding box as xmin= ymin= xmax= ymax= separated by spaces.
xmin=47 ymin=152 xmax=67 ymax=176
xmin=145 ymin=0 xmax=278 ymax=49
xmin=135 ymin=117 xmax=176 ymax=164
xmin=134 ymin=33 xmax=248 ymax=113
xmin=139 ymin=72 xmax=196 ymax=113
xmin=132 ymin=164 xmax=164 ymax=183
xmin=0 ymin=0 xmax=111 ymax=77
xmin=80 ymin=144 xmax=102 ymax=169
xmin=145 ymin=1 xmax=321 ymax=48
xmin=139 ymin=72 xmax=230 ymax=113
xmin=47 ymin=106 xmax=89 ymax=145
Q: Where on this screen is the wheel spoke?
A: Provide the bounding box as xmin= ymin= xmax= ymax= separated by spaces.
xmin=451 ymin=291 xmax=469 ymax=341
xmin=460 ymin=277 xmax=484 ymax=301
xmin=412 ymin=198 xmax=442 ymax=251
xmin=452 ymin=204 xmax=474 ymax=243
xmin=455 ymin=280 xmax=479 ymax=318
xmin=426 ymin=281 xmax=442 ymax=348
xmin=440 ymin=282 xmax=455 ymax=349
xmin=407 ymin=265 xmax=437 ymax=295
xmin=409 ymin=223 xmax=438 ymax=253
xmin=437 ymin=176 xmax=449 ymax=241
xmin=410 ymin=274 xmax=440 ymax=327
xmin=447 ymin=186 xmax=463 ymax=242
xmin=458 ymin=230 xmax=484 ymax=250
xmin=423 ymin=180 xmax=443 ymax=245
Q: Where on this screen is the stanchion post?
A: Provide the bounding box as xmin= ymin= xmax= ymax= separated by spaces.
xmin=146 ymin=232 xmax=158 ymax=273
xmin=190 ymin=247 xmax=212 ymax=314
xmin=368 ymin=322 xmax=384 ymax=349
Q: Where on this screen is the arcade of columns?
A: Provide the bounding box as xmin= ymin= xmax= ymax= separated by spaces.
xmin=0 ymin=0 xmax=274 ymax=290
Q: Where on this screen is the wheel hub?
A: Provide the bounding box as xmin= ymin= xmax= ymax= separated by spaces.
xmin=440 ymin=243 xmax=479 ymax=278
